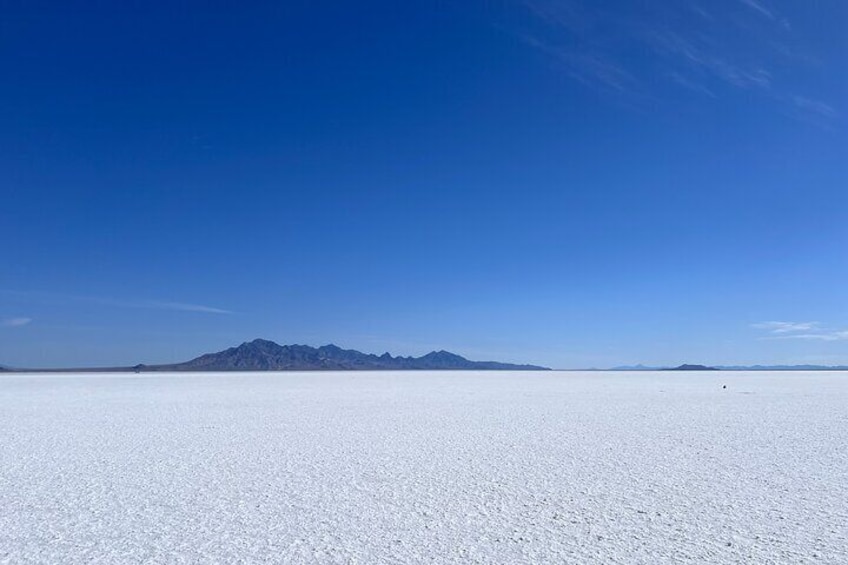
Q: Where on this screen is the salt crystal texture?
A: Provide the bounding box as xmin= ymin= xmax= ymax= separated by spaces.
xmin=1 ymin=371 xmax=846 ymax=563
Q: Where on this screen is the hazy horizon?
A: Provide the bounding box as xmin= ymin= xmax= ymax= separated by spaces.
xmin=4 ymin=337 xmax=848 ymax=372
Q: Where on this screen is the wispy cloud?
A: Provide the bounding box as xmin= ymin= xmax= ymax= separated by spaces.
xmin=1 ymin=317 xmax=32 ymax=327
xmin=86 ymin=296 xmax=233 ymax=314
xmin=753 ymin=321 xmax=848 ymax=341
xmin=520 ymin=0 xmax=589 ymax=35
xmin=514 ymin=0 xmax=836 ymax=123
xmin=558 ymin=52 xmax=636 ymax=92
xmin=0 ymin=289 xmax=232 ymax=315
xmin=789 ymin=95 xmax=838 ymax=119
xmin=142 ymin=301 xmax=232 ymax=314
xmin=647 ymin=29 xmax=775 ymax=91
xmin=688 ymin=2 xmax=714 ymax=22
xmin=752 ymin=321 xmax=820 ymax=333
xmin=738 ymin=0 xmax=774 ymax=20
xmin=767 ymin=332 xmax=848 ymax=342
xmin=667 ymin=71 xmax=716 ymax=98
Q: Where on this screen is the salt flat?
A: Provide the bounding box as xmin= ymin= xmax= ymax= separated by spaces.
xmin=1 ymin=371 xmax=846 ymax=564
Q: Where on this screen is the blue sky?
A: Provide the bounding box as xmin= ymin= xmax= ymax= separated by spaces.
xmin=2 ymin=0 xmax=846 ymax=369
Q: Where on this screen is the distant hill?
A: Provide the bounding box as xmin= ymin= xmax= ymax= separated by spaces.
xmin=140 ymin=339 xmax=550 ymax=372
xmin=609 ymin=364 xmax=719 ymax=371
xmin=716 ymin=364 xmax=848 ymax=371
xmin=611 ymin=363 xmax=848 ymax=372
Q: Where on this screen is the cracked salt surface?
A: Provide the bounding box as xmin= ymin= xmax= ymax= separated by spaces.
xmin=1 ymin=371 xmax=846 ymax=564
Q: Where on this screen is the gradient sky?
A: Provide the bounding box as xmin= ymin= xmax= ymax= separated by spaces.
xmin=2 ymin=0 xmax=846 ymax=369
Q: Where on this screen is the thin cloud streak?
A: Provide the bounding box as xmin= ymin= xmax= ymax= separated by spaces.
xmin=144 ymin=301 xmax=232 ymax=314
xmin=520 ymin=0 xmax=589 ymax=35
xmin=87 ymin=296 xmax=233 ymax=314
xmin=667 ymin=71 xmax=717 ymax=98
xmin=753 ymin=321 xmax=848 ymax=341
xmin=738 ymin=0 xmax=774 ymax=20
xmin=1 ymin=317 xmax=32 ymax=327
xmin=562 ymin=53 xmax=636 ymax=92
xmin=764 ymin=332 xmax=848 ymax=342
xmin=789 ymin=96 xmax=838 ymax=119
xmin=752 ymin=321 xmax=820 ymax=333
xmin=0 ymin=289 xmax=232 ymax=315
xmin=515 ymin=32 xmax=635 ymax=93
xmin=647 ymin=29 xmax=774 ymax=91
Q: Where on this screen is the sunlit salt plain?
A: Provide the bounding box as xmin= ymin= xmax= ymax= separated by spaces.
xmin=1 ymin=371 xmax=846 ymax=564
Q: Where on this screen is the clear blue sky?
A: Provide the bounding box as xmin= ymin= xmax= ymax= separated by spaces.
xmin=2 ymin=1 xmax=846 ymax=369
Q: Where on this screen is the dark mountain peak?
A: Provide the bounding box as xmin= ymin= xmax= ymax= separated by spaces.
xmin=240 ymin=338 xmax=280 ymax=350
xmin=421 ymin=350 xmax=467 ymax=362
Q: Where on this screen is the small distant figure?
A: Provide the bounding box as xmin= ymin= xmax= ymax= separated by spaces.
xmin=722 ymin=385 xmax=727 ymax=389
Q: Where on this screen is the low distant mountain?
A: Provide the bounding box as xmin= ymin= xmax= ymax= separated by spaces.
xmin=611 ymin=363 xmax=848 ymax=372
xmin=142 ymin=339 xmax=549 ymax=372
xmin=609 ymin=363 xmax=719 ymax=371
xmin=610 ymin=363 xmax=720 ymax=371
xmin=716 ymin=364 xmax=848 ymax=371
xmin=662 ymin=364 xmax=719 ymax=371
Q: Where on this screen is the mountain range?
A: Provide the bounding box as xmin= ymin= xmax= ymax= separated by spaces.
xmin=5 ymin=345 xmax=848 ymax=372
xmin=135 ymin=339 xmax=549 ymax=372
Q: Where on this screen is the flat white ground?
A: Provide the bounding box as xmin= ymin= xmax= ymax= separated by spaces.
xmin=1 ymin=371 xmax=846 ymax=564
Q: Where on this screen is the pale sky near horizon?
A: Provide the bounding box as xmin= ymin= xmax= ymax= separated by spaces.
xmin=2 ymin=1 xmax=846 ymax=369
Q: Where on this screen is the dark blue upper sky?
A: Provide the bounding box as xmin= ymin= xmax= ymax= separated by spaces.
xmin=2 ymin=0 xmax=846 ymax=368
